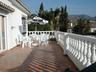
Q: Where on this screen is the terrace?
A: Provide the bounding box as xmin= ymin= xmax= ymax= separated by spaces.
xmin=0 ymin=31 xmax=96 ymax=72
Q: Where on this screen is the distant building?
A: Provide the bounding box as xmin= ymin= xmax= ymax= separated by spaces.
xmin=68 ymin=19 xmax=96 ymax=33
xmin=0 ymin=0 xmax=31 ymax=53
xmin=67 ymin=22 xmax=73 ymax=33
xmin=90 ymin=21 xmax=96 ymax=32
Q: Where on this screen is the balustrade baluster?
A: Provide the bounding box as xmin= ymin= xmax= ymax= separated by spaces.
xmin=53 ymin=32 xmax=54 ymax=38
xmin=74 ymin=39 xmax=76 ymax=56
xmin=80 ymin=40 xmax=84 ymax=63
xmin=79 ymin=39 xmax=82 ymax=61
xmin=91 ymin=43 xmax=96 ymax=64
xmin=76 ymin=39 xmax=78 ymax=57
xmin=77 ymin=39 xmax=80 ymax=59
xmin=68 ymin=37 xmax=71 ymax=52
xmin=83 ymin=41 xmax=87 ymax=65
xmin=32 ymin=31 xmax=33 ymax=34
xmin=77 ymin=39 xmax=81 ymax=60
xmin=71 ymin=38 xmax=73 ymax=54
xmin=75 ymin=39 xmax=78 ymax=57
xmin=77 ymin=39 xmax=80 ymax=58
xmin=70 ymin=37 xmax=73 ymax=53
xmin=86 ymin=42 xmax=91 ymax=66
xmin=74 ymin=39 xmax=77 ymax=55
xmin=72 ymin=38 xmax=75 ymax=55
xmin=68 ymin=37 xmax=70 ymax=52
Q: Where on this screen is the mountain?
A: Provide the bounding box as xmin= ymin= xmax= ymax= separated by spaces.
xmin=69 ymin=14 xmax=96 ymax=22
xmin=91 ymin=16 xmax=96 ymax=21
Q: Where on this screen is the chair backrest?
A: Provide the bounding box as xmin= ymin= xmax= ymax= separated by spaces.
xmin=40 ymin=34 xmax=49 ymax=41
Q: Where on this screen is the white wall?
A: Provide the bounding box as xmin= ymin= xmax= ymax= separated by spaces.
xmin=0 ymin=0 xmax=28 ymax=51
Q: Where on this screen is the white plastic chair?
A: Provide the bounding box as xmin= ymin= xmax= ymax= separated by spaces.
xmin=27 ymin=36 xmax=33 ymax=48
xmin=22 ymin=36 xmax=28 ymax=48
xmin=40 ymin=34 xmax=49 ymax=45
xmin=30 ymin=34 xmax=39 ymax=46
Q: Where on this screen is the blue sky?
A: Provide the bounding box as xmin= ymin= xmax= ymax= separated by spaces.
xmin=22 ymin=0 xmax=96 ymax=17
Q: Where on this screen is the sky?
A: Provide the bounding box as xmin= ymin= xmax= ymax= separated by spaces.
xmin=22 ymin=0 xmax=96 ymax=17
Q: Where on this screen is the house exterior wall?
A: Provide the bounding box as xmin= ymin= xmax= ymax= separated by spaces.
xmin=6 ymin=10 xmax=27 ymax=50
xmin=0 ymin=0 xmax=28 ymax=52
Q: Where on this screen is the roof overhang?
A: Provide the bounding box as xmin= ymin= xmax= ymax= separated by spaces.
xmin=0 ymin=1 xmax=15 ymax=13
xmin=10 ymin=0 xmax=32 ymax=15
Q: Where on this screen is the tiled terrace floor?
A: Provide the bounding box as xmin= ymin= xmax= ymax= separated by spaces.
xmin=0 ymin=41 xmax=78 ymax=72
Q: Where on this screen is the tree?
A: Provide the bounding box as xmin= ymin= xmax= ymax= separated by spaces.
xmin=54 ymin=8 xmax=60 ymax=30
xmin=54 ymin=8 xmax=60 ymax=17
xmin=49 ymin=8 xmax=55 ymax=30
xmin=59 ymin=6 xmax=69 ymax=32
xmin=63 ymin=6 xmax=69 ymax=31
xmin=72 ymin=18 xmax=91 ymax=34
xmin=28 ymin=23 xmax=35 ymax=31
xmin=38 ymin=2 xmax=44 ymax=18
xmin=72 ymin=19 xmax=85 ymax=34
xmin=83 ymin=20 xmax=91 ymax=34
xmin=38 ymin=2 xmax=49 ymax=31
xmin=37 ymin=4 xmax=69 ymax=31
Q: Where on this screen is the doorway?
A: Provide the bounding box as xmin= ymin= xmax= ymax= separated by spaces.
xmin=0 ymin=15 xmax=5 ymax=51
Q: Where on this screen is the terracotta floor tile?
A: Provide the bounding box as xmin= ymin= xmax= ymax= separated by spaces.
xmin=0 ymin=41 xmax=78 ymax=72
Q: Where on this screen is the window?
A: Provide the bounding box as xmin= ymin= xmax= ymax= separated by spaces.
xmin=22 ymin=17 xmax=26 ymax=33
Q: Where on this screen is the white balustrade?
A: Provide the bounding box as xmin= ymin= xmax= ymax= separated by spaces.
xmin=25 ymin=31 xmax=96 ymax=70
xmin=27 ymin=31 xmax=55 ymax=45
xmin=28 ymin=31 xmax=55 ymax=39
xmin=55 ymin=31 xmax=96 ymax=70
